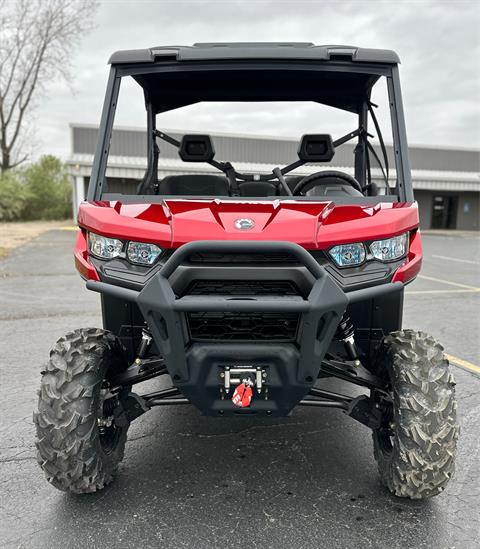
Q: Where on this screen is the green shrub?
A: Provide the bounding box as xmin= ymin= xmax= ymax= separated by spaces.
xmin=0 ymin=170 xmax=27 ymax=221
xmin=21 ymin=155 xmax=72 ymax=220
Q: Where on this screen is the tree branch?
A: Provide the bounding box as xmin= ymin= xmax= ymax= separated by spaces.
xmin=0 ymin=0 xmax=99 ymax=170
xmin=9 ymin=153 xmax=28 ymax=169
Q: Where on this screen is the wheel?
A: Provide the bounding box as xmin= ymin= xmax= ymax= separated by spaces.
xmin=372 ymin=330 xmax=459 ymax=499
xmin=34 ymin=328 xmax=130 ymax=493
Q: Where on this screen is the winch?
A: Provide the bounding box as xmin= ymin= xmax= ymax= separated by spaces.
xmin=219 ymin=366 xmax=268 ymax=407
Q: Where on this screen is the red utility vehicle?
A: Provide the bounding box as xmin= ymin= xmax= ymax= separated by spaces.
xmin=34 ymin=43 xmax=458 ymax=498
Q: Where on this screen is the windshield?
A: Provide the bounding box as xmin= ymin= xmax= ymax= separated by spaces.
xmin=93 ymin=64 xmax=404 ymax=202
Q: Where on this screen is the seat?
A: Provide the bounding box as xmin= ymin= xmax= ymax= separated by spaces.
xmin=238 ymin=181 xmax=278 ymax=197
xmin=158 ymin=174 xmax=230 ymax=196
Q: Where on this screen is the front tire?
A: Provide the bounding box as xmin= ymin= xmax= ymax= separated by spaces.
xmin=34 ymin=328 xmax=130 ymax=493
xmin=372 ymin=330 xmax=459 ymax=499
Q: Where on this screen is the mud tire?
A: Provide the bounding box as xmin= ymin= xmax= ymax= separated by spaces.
xmin=34 ymin=328 xmax=129 ymax=493
xmin=372 ymin=330 xmax=459 ymax=499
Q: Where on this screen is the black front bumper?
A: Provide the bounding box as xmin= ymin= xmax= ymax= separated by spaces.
xmin=87 ymin=241 xmax=403 ymax=415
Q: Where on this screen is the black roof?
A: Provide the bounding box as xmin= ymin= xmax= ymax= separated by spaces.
xmin=109 ymin=43 xmax=400 ymax=65
xmin=134 ymin=68 xmax=379 ymax=114
xmin=108 ymin=43 xmax=399 ymax=115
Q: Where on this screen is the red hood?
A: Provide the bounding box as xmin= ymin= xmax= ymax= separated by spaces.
xmin=77 ymin=199 xmax=420 ymax=249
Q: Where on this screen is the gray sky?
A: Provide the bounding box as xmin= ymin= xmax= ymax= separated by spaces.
xmin=35 ymin=0 xmax=480 ymax=159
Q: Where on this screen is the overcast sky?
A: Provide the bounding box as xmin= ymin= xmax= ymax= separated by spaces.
xmin=34 ymin=0 xmax=480 ymax=159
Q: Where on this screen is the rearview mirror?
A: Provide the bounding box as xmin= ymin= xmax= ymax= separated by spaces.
xmin=297 ymin=134 xmax=335 ymax=162
xmin=179 ymin=135 xmax=215 ymax=162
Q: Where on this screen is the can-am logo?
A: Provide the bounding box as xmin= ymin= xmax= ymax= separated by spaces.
xmin=234 ymin=218 xmax=255 ymax=230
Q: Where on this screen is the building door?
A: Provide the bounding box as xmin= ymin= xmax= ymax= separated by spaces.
xmin=431 ymin=195 xmax=458 ymax=229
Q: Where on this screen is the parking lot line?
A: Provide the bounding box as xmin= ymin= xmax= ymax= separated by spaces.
xmin=418 ymin=274 xmax=480 ymax=290
xmin=406 ymin=289 xmax=480 ymax=295
xmin=446 ymin=354 xmax=480 ymax=375
xmin=432 ymin=254 xmax=480 ymax=265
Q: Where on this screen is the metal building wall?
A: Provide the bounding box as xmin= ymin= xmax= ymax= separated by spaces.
xmin=70 ymin=125 xmax=480 ymax=229
xmin=72 ymin=124 xmax=480 ymax=172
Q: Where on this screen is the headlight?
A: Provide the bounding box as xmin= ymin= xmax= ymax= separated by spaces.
xmin=88 ymin=232 xmax=123 ymax=259
xmin=370 ymin=233 xmax=408 ymax=262
xmin=329 ymin=243 xmax=366 ymax=267
xmin=127 ymin=241 xmax=162 ymax=265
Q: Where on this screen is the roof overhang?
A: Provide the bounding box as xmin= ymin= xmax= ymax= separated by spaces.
xmin=133 ymin=65 xmax=382 ymax=114
xmin=109 ymin=43 xmax=400 ymax=65
xmin=108 ymin=43 xmax=399 ymax=115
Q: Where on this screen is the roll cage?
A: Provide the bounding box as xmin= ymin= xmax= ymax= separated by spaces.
xmin=87 ymin=44 xmax=413 ymax=203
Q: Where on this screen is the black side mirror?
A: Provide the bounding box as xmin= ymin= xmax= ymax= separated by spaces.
xmin=179 ymin=135 xmax=215 ymax=162
xmin=297 ymin=134 xmax=335 ymax=162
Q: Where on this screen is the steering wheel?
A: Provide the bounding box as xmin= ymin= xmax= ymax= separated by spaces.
xmin=293 ymin=170 xmax=363 ymax=196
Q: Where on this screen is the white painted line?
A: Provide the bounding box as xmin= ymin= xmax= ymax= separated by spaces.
xmin=0 ymin=289 xmax=48 ymax=300
xmin=432 ymin=254 xmax=479 ymax=265
xmin=418 ymin=274 xmax=480 ymax=291
xmin=406 ymin=289 xmax=480 ymax=295
xmin=446 ymin=354 xmax=480 ymax=375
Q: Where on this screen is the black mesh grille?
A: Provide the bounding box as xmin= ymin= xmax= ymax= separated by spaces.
xmin=187 ymin=311 xmax=300 ymax=341
xmin=186 ymin=280 xmax=300 ymax=296
xmin=184 ymin=279 xmax=302 ymax=341
xmin=188 ymin=252 xmax=297 ymax=264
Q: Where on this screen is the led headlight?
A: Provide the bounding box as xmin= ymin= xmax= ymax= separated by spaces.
xmin=127 ymin=241 xmax=162 ymax=265
xmin=329 ymin=243 xmax=366 ymax=267
xmin=88 ymin=232 xmax=123 ymax=259
xmin=370 ymin=233 xmax=408 ymax=262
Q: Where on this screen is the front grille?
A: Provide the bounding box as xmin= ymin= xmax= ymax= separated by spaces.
xmin=188 ymin=252 xmax=297 ymax=264
xmin=185 ymin=280 xmax=300 ymax=296
xmin=184 ymin=279 xmax=302 ymax=341
xmin=187 ymin=311 xmax=300 ymax=341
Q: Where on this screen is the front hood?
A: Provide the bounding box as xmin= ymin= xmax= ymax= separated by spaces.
xmin=78 ymin=199 xmax=419 ymax=249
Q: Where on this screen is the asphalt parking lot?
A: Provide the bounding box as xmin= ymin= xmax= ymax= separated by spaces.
xmin=1 ymin=229 xmax=479 ymax=549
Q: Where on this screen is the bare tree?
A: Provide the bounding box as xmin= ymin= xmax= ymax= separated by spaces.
xmin=0 ymin=0 xmax=98 ymax=173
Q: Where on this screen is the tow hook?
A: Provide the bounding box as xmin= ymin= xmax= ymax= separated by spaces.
xmin=231 ymin=378 xmax=254 ymax=408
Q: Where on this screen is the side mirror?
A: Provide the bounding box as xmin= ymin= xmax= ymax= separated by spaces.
xmin=297 ymin=134 xmax=335 ymax=162
xmin=179 ymin=135 xmax=215 ymax=162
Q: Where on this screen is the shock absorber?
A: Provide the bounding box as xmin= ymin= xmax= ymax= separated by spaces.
xmin=335 ymin=314 xmax=361 ymax=364
xmin=102 ymin=395 xmax=117 ymax=417
xmin=135 ymin=324 xmax=153 ymax=362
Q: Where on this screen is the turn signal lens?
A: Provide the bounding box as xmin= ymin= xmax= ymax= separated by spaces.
xmin=88 ymin=232 xmax=123 ymax=260
xmin=370 ymin=233 xmax=408 ymax=262
xmin=329 ymin=243 xmax=366 ymax=267
xmin=127 ymin=241 xmax=162 ymax=265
